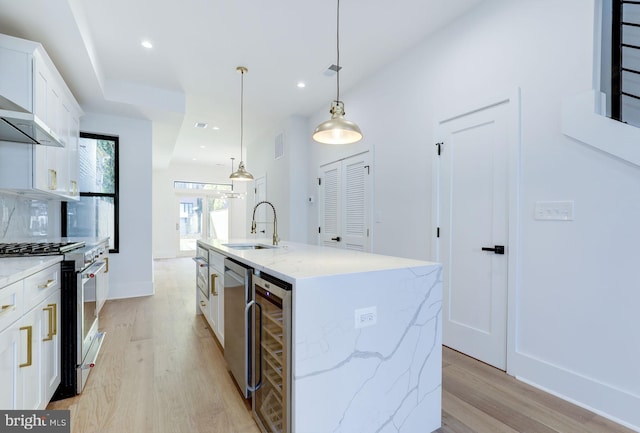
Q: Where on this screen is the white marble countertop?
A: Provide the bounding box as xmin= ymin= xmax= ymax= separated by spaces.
xmin=198 ymin=238 xmax=438 ymax=283
xmin=0 ymin=256 xmax=63 ymax=288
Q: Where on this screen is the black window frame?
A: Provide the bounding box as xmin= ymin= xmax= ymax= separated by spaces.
xmin=61 ymin=132 xmax=120 ymax=253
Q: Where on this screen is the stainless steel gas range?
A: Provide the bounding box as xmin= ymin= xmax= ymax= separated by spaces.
xmin=0 ymin=238 xmax=109 ymax=399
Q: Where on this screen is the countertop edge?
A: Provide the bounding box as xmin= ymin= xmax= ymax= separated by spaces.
xmin=0 ymin=255 xmax=63 ymax=289
xmin=198 ymin=239 xmax=439 ymax=283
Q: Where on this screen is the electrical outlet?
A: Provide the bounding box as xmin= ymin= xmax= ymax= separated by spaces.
xmin=355 ymin=306 xmax=377 ymax=329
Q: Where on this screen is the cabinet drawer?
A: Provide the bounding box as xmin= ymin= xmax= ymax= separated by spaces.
xmin=0 ymin=281 xmax=23 ymax=333
xmin=197 ymin=290 xmax=209 ymax=316
xmin=24 ymin=265 xmax=60 ymax=309
xmin=209 ymin=250 xmax=225 ymax=273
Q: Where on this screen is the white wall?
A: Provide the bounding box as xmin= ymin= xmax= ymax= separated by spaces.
xmin=246 ymin=116 xmax=310 ymax=243
xmin=81 ymin=113 xmax=154 ymax=299
xmin=254 ymin=0 xmax=640 ymax=430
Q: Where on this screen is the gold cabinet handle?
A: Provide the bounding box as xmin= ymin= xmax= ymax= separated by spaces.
xmin=42 ymin=306 xmax=54 ymax=341
xmin=71 ymin=180 xmax=78 ymax=196
xmin=51 ymin=303 xmax=57 ymax=336
xmin=0 ymin=304 xmax=16 ymax=317
xmin=19 ymin=325 xmax=33 ymax=368
xmin=105 ymin=257 xmax=109 ymax=273
xmin=37 ymin=279 xmax=56 ymax=289
xmin=210 ymin=273 xmax=218 ymax=296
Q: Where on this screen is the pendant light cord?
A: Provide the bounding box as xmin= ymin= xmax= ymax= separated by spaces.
xmin=240 ymin=69 xmax=244 ymax=159
xmin=336 ymin=0 xmax=340 ymax=103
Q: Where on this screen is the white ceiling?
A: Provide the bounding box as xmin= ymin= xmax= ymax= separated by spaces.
xmin=0 ymin=0 xmax=482 ymax=170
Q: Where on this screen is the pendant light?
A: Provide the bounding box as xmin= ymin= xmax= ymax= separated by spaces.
xmin=225 ymin=157 xmax=244 ymax=199
xmin=230 ymin=66 xmax=254 ymax=181
xmin=312 ymin=0 xmax=363 ymax=145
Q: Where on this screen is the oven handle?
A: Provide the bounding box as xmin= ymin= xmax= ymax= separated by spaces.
xmin=82 ymin=261 xmax=107 ymax=280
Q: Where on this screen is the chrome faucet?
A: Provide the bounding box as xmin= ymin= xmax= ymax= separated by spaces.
xmin=251 ymin=201 xmax=279 ymax=245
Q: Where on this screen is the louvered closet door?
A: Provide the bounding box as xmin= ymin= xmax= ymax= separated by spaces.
xmin=318 ymin=152 xmax=371 ymax=251
xmin=342 ymin=155 xmax=369 ymax=251
xmin=319 ymin=161 xmax=341 ymax=247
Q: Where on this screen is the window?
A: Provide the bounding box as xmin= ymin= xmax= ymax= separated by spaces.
xmin=62 ymin=133 xmax=119 ymax=252
xmin=602 ymin=0 xmax=640 ymax=127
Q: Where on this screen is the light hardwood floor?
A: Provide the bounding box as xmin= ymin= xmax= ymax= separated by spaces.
xmin=49 ymin=258 xmax=635 ymax=433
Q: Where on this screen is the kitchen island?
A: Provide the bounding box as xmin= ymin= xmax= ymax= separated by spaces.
xmin=199 ymin=239 xmax=442 ymax=433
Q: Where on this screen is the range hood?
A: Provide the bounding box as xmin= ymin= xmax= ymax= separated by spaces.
xmin=0 ymin=95 xmax=64 ymax=147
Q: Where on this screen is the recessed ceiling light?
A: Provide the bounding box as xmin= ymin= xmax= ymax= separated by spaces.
xmin=212 ymin=126 xmax=220 ymax=130
xmin=194 ymin=122 xmax=207 ymax=129
xmin=200 ymin=145 xmax=206 ymax=149
xmin=141 ymin=40 xmax=153 ymax=49
xmin=297 ymin=82 xmax=306 ymax=88
xmin=192 ymin=157 xmax=197 ymax=161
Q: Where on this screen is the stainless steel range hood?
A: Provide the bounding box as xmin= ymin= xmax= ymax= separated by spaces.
xmin=0 ymin=95 xmax=64 ymax=147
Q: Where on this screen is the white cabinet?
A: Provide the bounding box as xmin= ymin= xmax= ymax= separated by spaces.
xmin=19 ymin=305 xmax=44 ymax=410
xmin=195 ymin=246 xmax=225 ymax=347
xmin=96 ymin=250 xmax=110 ymax=314
xmin=41 ymin=289 xmax=61 ymax=403
xmin=0 ymin=281 xmax=23 ymax=409
xmin=0 ymin=33 xmax=82 ymax=200
xmin=208 ymin=250 xmax=225 ymax=347
xmin=0 ymin=263 xmax=61 ymax=410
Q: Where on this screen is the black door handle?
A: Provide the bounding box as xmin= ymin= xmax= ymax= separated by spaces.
xmin=482 ymin=245 xmax=505 ymax=254
xmin=331 ymin=236 xmax=341 ymax=242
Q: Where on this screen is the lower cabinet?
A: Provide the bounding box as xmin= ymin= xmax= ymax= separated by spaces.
xmin=208 ymin=250 xmax=225 ymax=347
xmin=41 ymin=289 xmax=61 ymax=403
xmin=0 ymin=263 xmax=61 ymax=410
xmin=96 ymin=250 xmax=109 ymax=314
xmin=0 ymin=320 xmax=21 ymax=409
xmin=195 ymin=246 xmax=225 ymax=348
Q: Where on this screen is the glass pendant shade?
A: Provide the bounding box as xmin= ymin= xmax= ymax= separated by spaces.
xmin=312 ymin=101 xmax=362 ymax=145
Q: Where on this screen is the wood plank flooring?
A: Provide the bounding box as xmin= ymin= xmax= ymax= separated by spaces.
xmin=48 ymin=258 xmax=635 ymax=433
xmin=48 ymin=257 xmax=259 ymax=433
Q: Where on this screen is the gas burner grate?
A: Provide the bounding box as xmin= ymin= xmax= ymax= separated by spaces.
xmin=0 ymin=241 xmax=85 ymax=257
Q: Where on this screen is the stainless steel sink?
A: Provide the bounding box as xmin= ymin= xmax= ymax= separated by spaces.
xmin=223 ymin=243 xmax=278 ymax=250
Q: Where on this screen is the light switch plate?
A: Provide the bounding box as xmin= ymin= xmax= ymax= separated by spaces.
xmin=534 ymin=201 xmax=575 ymax=221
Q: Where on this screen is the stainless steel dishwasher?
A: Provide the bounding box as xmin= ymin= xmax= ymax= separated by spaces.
xmin=224 ymin=258 xmax=253 ymax=398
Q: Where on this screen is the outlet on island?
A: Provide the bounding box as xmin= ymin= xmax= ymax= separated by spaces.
xmin=355 ymin=306 xmax=377 ymax=329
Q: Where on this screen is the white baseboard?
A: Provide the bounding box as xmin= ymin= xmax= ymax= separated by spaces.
xmin=511 ymin=350 xmax=640 ymax=432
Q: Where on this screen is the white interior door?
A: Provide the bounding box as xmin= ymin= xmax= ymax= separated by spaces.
xmin=437 ymin=100 xmax=510 ymax=370
xmin=318 ymin=153 xmax=371 ymax=251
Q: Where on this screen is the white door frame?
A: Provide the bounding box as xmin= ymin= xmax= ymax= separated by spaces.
xmin=433 ymin=88 xmax=521 ymax=375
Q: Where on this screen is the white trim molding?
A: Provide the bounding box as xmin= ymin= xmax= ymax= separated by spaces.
xmin=562 ymin=90 xmax=640 ymax=167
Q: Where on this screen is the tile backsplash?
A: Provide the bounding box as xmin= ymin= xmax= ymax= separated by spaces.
xmin=0 ymin=193 xmax=61 ymax=240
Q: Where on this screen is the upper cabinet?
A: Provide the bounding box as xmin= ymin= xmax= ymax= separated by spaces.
xmin=0 ymin=33 xmax=82 ymax=200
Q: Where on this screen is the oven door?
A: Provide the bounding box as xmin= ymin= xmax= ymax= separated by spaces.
xmin=77 ymin=260 xmax=107 ymax=393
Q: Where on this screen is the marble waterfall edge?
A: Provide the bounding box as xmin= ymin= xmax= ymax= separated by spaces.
xmin=293 ymin=264 xmax=442 ymax=433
